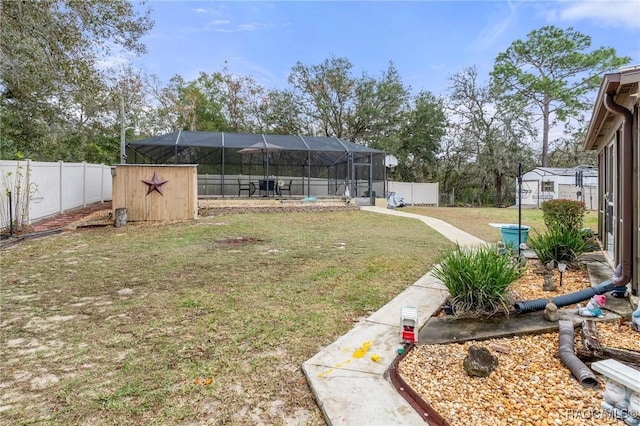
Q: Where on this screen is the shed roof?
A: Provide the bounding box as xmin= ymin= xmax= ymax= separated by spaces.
xmin=524 ymin=166 xmax=597 ymax=177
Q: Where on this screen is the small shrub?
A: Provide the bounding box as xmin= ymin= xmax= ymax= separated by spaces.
xmin=527 ymin=227 xmax=590 ymax=267
xmin=540 ymin=199 xmax=586 ymax=232
xmin=431 ymin=244 xmax=523 ymax=317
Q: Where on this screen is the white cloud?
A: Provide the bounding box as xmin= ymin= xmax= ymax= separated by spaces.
xmin=472 ymin=1 xmax=520 ymax=52
xmin=223 ymin=56 xmax=284 ymax=89
xmin=96 ymin=55 xmax=129 ymax=70
xmin=190 ymin=7 xmax=223 ymax=16
xmin=550 ymin=0 xmax=640 ymax=30
xmin=214 ymin=22 xmax=273 ymax=33
xmin=95 ymin=42 xmax=135 ymax=71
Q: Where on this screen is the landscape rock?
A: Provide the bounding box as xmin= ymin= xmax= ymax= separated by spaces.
xmin=462 ymin=345 xmax=498 ymax=377
xmin=544 ymin=302 xmax=560 ymax=321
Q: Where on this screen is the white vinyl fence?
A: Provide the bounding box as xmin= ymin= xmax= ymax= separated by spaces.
xmin=0 ymin=160 xmax=113 ymax=230
xmin=387 ymin=181 xmax=439 ymax=206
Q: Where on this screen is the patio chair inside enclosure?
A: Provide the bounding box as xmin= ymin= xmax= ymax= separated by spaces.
xmin=238 ymin=179 xmax=256 ymax=197
xmin=277 ymin=180 xmax=292 ymax=197
xmin=259 ymin=179 xmax=276 ymax=197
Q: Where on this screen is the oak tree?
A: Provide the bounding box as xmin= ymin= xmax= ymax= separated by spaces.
xmin=287 ymin=56 xmax=410 ymax=145
xmin=1 ymin=0 xmax=153 ymax=160
xmin=448 ymin=66 xmax=536 ymax=206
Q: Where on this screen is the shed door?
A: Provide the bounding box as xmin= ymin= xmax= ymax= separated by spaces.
xmin=520 ymin=180 xmax=537 ymax=205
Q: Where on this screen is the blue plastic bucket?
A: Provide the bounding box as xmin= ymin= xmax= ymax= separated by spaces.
xmin=500 ymin=225 xmax=530 ymax=249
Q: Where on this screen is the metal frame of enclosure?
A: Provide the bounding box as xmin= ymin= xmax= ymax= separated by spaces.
xmin=126 ymin=131 xmax=386 ymax=199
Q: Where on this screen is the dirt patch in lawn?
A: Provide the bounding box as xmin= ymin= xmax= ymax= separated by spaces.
xmin=215 ymin=237 xmax=264 ymax=246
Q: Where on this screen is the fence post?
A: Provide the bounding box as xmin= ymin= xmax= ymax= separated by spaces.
xmin=410 ymin=182 xmax=415 ymax=206
xmin=82 ymin=161 xmax=87 ymax=207
xmin=100 ymin=164 xmax=104 ymax=203
xmin=25 ymin=159 xmax=31 ymax=224
xmin=8 ymin=190 xmax=13 ymax=236
xmin=59 ymin=160 xmax=64 ymax=213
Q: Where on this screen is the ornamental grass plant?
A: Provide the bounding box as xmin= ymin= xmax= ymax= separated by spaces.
xmin=527 ymin=226 xmax=590 ymax=268
xmin=431 ymin=244 xmax=523 ymax=317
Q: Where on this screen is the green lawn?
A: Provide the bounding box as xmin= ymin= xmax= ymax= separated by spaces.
xmin=0 ymin=210 xmax=451 ymax=425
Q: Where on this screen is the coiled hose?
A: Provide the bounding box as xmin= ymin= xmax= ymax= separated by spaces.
xmin=557 ymin=320 xmax=599 ymax=388
xmin=513 ymin=280 xmax=619 ymax=313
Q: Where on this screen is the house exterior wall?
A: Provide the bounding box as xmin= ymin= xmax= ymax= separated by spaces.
xmin=584 ymin=67 xmax=639 ymax=296
xmin=637 ymin=104 xmax=640 ymax=296
xmin=635 ymin=101 xmax=639 ymax=296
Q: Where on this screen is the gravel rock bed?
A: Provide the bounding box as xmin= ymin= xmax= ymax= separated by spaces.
xmin=399 ymin=262 xmax=638 ymax=426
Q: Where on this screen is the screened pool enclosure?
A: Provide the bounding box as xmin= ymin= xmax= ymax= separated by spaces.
xmin=127 ymin=131 xmax=387 ymax=199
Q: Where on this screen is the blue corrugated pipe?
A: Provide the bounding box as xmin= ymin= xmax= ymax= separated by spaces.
xmin=513 ymin=280 xmax=626 ymax=313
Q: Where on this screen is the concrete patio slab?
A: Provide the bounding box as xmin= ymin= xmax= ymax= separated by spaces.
xmin=304 ymin=320 xmax=403 ymax=377
xmin=412 ymin=271 xmax=448 ymax=290
xmin=366 ymin=281 xmax=447 ymax=327
xmin=419 ymin=308 xmax=622 ymax=345
xmin=302 ymin=364 xmax=426 ymax=425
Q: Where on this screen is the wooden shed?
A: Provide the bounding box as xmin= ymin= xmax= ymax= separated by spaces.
xmin=111 ymin=164 xmax=197 ymax=222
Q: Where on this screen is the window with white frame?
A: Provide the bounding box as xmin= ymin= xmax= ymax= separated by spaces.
xmin=541 ymin=181 xmax=554 ymax=192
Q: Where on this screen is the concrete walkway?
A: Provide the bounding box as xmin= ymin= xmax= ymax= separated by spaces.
xmin=302 ymin=206 xmax=486 ymax=425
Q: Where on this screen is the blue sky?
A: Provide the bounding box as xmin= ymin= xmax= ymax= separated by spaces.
xmin=131 ymin=0 xmax=640 ymax=97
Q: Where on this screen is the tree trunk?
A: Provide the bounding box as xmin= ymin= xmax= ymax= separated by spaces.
xmin=541 ymin=96 xmax=550 ymax=167
xmin=114 ymin=207 xmax=127 ymax=228
xmin=581 ymin=320 xmax=603 ymax=356
xmin=577 ymin=320 xmax=640 ymax=367
xmin=576 ymin=347 xmax=640 ymax=367
xmin=495 ymin=172 xmax=503 ymax=207
xmin=601 ymin=347 xmax=640 ymax=365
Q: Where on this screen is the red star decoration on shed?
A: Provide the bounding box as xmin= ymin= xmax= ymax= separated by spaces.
xmin=142 ymin=172 xmax=168 ymax=196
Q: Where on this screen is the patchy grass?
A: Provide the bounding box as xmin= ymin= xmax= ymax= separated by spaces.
xmin=404 ymin=206 xmax=598 ymax=243
xmin=0 ymin=210 xmax=450 ymax=425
